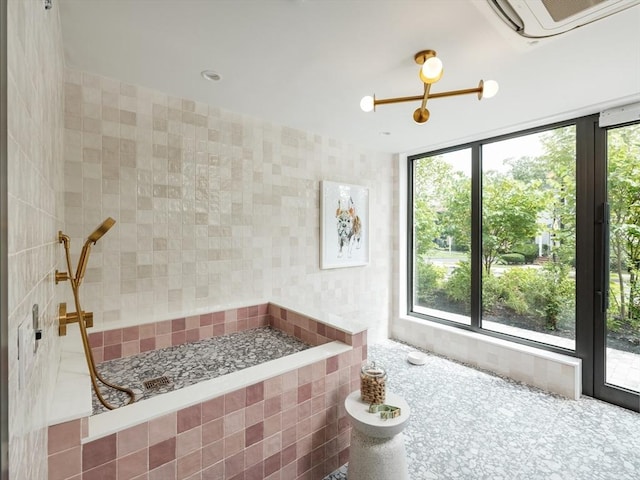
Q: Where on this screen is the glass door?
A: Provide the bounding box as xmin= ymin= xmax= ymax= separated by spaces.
xmin=594 ymin=122 xmax=640 ymax=411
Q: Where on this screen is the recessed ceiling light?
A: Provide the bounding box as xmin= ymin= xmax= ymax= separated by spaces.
xmin=201 ymin=70 xmax=222 ymax=82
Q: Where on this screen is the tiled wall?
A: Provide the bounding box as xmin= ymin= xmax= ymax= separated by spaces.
xmin=6 ymin=8 xmax=394 ymax=480
xmin=86 ymin=302 xmax=364 ymax=364
xmin=7 ymin=1 xmax=65 ymax=479
xmin=269 ymin=304 xmax=350 ymax=348
xmin=87 ymin=303 xmax=271 ymax=362
xmin=48 ymin=312 xmax=365 ymax=479
xmin=62 ymin=68 xmax=395 ymax=343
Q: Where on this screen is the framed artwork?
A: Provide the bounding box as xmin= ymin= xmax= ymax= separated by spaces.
xmin=320 ymin=180 xmax=369 ymax=269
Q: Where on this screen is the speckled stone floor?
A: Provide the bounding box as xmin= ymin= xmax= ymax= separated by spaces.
xmin=92 ymin=326 xmax=310 ymax=414
xmin=323 ymin=339 xmax=640 ymax=480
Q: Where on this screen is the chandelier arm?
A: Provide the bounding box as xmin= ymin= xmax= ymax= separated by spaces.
xmin=419 ymin=83 xmax=431 ymax=115
xmin=374 ymin=94 xmax=425 ymax=107
xmin=373 ymin=85 xmax=484 ymax=109
xmin=427 ymin=86 xmax=483 ymax=100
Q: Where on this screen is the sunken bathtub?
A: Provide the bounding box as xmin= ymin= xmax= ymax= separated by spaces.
xmin=47 ymin=302 xmax=367 ymax=480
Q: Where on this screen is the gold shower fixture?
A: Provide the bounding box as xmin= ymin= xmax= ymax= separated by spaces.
xmin=360 ymin=49 xmax=499 ymax=124
xmin=56 ymin=217 xmax=136 ymax=410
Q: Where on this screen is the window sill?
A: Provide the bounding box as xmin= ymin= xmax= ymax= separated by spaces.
xmin=392 ymin=315 xmax=582 ymax=399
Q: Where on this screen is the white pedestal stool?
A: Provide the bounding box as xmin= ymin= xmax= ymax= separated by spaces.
xmin=344 ymin=390 xmax=411 ymax=480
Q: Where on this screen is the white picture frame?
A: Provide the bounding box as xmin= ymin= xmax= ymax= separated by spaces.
xmin=320 ymin=180 xmax=370 ymax=269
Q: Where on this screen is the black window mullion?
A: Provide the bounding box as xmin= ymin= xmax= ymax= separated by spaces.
xmin=471 ymin=144 xmax=482 ymax=329
xmin=575 ymin=114 xmax=598 ymax=396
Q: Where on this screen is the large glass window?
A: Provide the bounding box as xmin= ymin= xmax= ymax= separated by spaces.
xmin=481 ymin=127 xmax=576 ymax=349
xmin=410 ymin=125 xmax=577 ymax=350
xmin=409 ymin=115 xmax=640 ymax=411
xmin=412 ymin=149 xmax=471 ymax=325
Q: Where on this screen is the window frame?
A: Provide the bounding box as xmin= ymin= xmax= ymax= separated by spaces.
xmin=406 ymin=115 xmax=596 ymax=359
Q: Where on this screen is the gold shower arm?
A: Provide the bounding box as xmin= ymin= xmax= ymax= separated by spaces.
xmin=55 ymin=270 xmax=69 ymax=284
xmin=57 ymin=231 xmax=74 ymax=284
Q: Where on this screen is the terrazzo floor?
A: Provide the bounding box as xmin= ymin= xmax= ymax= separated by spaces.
xmin=324 ymin=339 xmax=640 ymax=480
xmin=92 ymin=326 xmax=310 ymax=414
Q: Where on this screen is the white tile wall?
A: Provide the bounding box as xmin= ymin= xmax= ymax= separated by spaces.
xmin=8 ymin=5 xmax=396 ymax=478
xmin=63 ymin=69 xmax=397 ymax=343
xmin=7 ymin=0 xmax=65 ymax=478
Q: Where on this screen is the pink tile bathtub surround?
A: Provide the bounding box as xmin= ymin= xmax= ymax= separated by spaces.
xmin=87 ymin=302 xmax=364 ymax=364
xmin=48 ymin=348 xmax=362 ymax=479
xmin=48 ymin=420 xmax=83 ymax=480
xmin=267 ymin=304 xmax=367 ymax=353
xmin=88 ymin=304 xmax=271 ymax=361
xmin=50 ymin=303 xmax=366 ymax=478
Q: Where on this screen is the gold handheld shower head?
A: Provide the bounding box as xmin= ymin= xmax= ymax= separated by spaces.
xmin=87 ymin=217 xmax=116 ymax=244
xmin=77 ymin=217 xmax=116 ymax=283
xmin=56 ymin=215 xmax=135 ymax=409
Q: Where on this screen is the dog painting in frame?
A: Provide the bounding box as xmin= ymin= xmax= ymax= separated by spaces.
xmin=320 ymin=180 xmax=369 ymax=269
xmin=336 ymin=196 xmax=362 ymax=258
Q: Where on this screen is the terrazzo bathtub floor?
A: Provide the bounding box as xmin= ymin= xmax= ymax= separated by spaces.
xmin=92 ymin=326 xmax=310 ymax=414
xmin=324 ymin=339 xmax=640 ymax=480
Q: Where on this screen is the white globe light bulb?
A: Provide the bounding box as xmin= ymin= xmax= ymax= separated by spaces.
xmin=420 ymin=57 xmax=443 ymax=83
xmin=360 ymin=95 xmax=375 ymax=112
xmin=482 ymin=80 xmax=499 ymax=99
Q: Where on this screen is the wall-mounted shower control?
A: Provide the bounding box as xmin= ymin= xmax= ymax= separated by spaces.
xmin=58 ymin=302 xmax=94 ymax=336
xmin=32 ymin=304 xmax=41 ymax=352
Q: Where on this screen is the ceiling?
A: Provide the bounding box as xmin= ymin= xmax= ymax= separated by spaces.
xmin=58 ymin=0 xmax=640 ymax=154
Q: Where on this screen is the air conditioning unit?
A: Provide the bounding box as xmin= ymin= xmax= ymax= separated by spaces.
xmin=488 ymin=0 xmax=640 ymax=38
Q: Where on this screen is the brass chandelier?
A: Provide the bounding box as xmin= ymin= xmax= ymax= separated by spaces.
xmin=360 ymin=49 xmax=499 ymax=124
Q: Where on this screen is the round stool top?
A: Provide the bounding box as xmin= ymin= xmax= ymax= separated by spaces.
xmin=344 ymin=390 xmax=411 ymax=438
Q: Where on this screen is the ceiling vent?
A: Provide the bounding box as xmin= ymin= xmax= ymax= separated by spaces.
xmin=488 ymin=0 xmax=640 ymax=37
